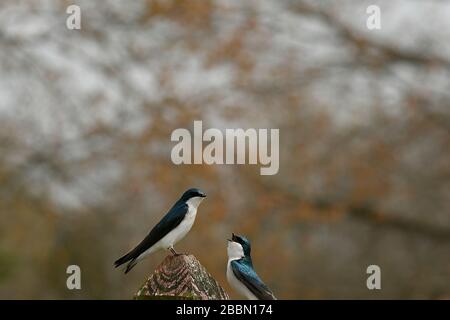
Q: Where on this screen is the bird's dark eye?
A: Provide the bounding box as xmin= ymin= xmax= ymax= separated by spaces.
xmin=232 ymin=233 xmax=242 ymax=243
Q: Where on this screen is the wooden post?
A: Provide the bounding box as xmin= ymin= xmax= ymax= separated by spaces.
xmin=134 ymin=254 xmax=229 ymax=300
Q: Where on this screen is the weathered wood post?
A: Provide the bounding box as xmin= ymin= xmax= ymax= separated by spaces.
xmin=134 ymin=254 xmax=229 ymax=300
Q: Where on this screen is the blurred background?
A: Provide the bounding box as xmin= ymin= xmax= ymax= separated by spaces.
xmin=0 ymin=0 xmax=449 ymax=299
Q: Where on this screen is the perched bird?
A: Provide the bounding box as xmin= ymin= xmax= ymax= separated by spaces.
xmin=114 ymin=188 xmax=206 ymax=273
xmin=226 ymin=233 xmax=276 ymax=300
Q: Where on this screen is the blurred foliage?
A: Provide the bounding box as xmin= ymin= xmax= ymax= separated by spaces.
xmin=0 ymin=0 xmax=449 ymax=299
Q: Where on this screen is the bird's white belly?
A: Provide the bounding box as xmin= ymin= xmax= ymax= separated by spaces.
xmin=227 ymin=261 xmax=258 ymax=300
xmin=137 ymin=208 xmax=197 ymax=261
xmin=160 ymin=209 xmax=196 ymax=248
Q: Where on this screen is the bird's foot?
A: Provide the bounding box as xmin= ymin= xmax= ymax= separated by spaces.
xmin=168 ymin=247 xmax=188 ymax=256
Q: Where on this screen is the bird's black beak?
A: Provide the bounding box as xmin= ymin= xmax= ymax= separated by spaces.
xmin=231 ymin=233 xmax=239 ymax=242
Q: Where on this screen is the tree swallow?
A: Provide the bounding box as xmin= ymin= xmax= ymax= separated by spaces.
xmin=114 ymin=188 xmax=206 ymax=273
xmin=226 ymin=233 xmax=277 ymax=300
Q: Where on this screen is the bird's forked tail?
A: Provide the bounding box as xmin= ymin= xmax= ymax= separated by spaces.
xmin=114 ymin=253 xmax=138 ymax=274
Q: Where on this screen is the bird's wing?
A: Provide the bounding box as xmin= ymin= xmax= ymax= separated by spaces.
xmin=114 ymin=202 xmax=188 ymax=267
xmin=231 ymin=259 xmax=277 ymax=300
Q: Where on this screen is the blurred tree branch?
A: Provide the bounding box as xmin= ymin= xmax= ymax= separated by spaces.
xmin=292 ymin=2 xmax=450 ymax=68
xmin=242 ymin=168 xmax=450 ymax=243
